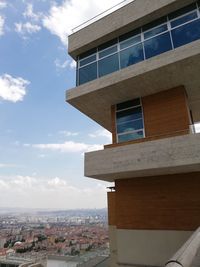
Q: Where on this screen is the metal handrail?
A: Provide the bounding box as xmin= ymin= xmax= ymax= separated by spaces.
xmin=71 ymin=0 xmax=135 ymax=34
xmin=165 ymin=227 xmax=200 ymax=267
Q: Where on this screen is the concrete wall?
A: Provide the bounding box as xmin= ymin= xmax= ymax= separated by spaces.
xmin=68 ymin=0 xmax=196 ymax=58
xmin=85 ymin=133 xmax=200 ymax=181
xmin=116 ymin=229 xmax=193 ymax=266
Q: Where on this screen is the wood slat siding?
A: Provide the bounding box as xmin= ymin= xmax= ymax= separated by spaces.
xmin=107 ymin=192 xmax=116 ymax=226
xmin=110 ymin=86 xmax=190 ymax=147
xmin=142 ymin=86 xmax=190 ymax=138
xmin=115 ymin=172 xmax=200 ymax=230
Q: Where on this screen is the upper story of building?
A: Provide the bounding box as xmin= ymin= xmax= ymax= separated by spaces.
xmin=66 ymin=0 xmax=200 ymax=181
xmin=67 ymin=0 xmax=200 ymax=133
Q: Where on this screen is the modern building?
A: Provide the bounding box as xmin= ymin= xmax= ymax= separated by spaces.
xmin=66 ymin=0 xmax=200 ymax=266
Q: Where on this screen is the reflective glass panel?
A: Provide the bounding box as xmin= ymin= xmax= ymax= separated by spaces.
xmin=144 ymin=32 xmax=172 ymax=59
xmin=116 ymin=98 xmax=141 ymax=110
xmin=120 ymin=43 xmax=144 ymax=69
xmin=118 ymin=130 xmax=144 ymax=143
xmin=144 ymin=24 xmax=168 ymax=39
xmin=170 ymin=11 xmax=198 ymax=28
xmin=79 ymin=54 xmax=96 ymax=67
xmin=79 ymin=62 xmax=97 ymax=85
xmin=99 ymin=45 xmax=117 ymax=58
xmin=120 ymin=35 xmax=141 ymax=49
xmin=172 ymin=19 xmax=200 ymax=48
xmin=98 ymin=53 xmax=119 ymax=77
xmin=117 ymin=107 xmax=142 ymax=124
xmin=117 ymin=119 xmax=143 ymax=134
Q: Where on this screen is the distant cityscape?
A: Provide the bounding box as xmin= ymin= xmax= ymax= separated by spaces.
xmin=0 ymin=209 xmax=109 ymax=266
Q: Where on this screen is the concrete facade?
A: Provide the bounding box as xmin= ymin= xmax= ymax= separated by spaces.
xmin=85 ymin=133 xmax=200 ymax=181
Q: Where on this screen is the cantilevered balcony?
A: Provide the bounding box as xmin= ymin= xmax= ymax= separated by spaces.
xmin=84 ymin=133 xmax=200 ymax=181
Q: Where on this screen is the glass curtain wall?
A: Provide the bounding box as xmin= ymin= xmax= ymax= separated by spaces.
xmin=77 ymin=1 xmax=200 ymax=85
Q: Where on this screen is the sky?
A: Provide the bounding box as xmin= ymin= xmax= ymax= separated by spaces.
xmin=0 ymin=0 xmax=125 ymax=210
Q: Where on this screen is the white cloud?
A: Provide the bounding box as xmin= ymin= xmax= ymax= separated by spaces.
xmin=0 ymin=15 xmax=4 ymax=36
xmin=0 ymin=175 xmax=109 ymax=209
xmin=0 ymin=74 xmax=29 ymax=102
xmin=55 ymin=59 xmax=76 ymax=70
xmin=89 ymin=129 xmax=112 ymax=141
xmin=23 ymin=3 xmax=40 ymax=21
xmin=43 ymin=0 xmax=121 ymax=46
xmin=29 ymin=141 xmax=103 ymax=153
xmin=15 ymin=22 xmax=41 ymax=35
xmin=59 ymin=130 xmax=79 ymax=137
xmin=0 ymin=1 xmax=6 ymax=9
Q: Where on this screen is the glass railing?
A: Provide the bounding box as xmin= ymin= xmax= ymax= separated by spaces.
xmin=76 ymin=1 xmax=200 ymax=86
xmin=71 ymin=0 xmax=135 ymax=34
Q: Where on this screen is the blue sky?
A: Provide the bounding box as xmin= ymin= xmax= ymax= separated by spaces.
xmin=0 ymin=0 xmax=123 ymax=209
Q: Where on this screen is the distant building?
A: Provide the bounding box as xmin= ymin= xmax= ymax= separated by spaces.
xmin=67 ymin=0 xmax=200 ymax=266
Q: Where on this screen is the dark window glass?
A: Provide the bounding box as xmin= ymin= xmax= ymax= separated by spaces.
xmin=169 ymin=3 xmax=196 ymax=20
xmin=144 ymin=24 xmax=168 ymax=39
xmin=79 ymin=48 xmax=97 ymax=60
xmin=79 ymin=54 xmax=96 ymax=67
xmin=170 ymin=11 xmax=198 ymax=28
xmin=120 ymin=43 xmax=144 ymax=68
xmin=98 ymin=53 xmax=119 ymax=77
xmin=172 ymin=19 xmax=200 ymax=48
xmin=117 ymin=107 xmax=142 ymax=124
xmin=79 ymin=62 xmax=97 ymax=85
xmin=117 ymin=119 xmax=143 ymax=134
xmin=143 ymin=17 xmax=167 ymax=31
xmin=116 ymin=99 xmax=140 ymax=110
xmin=118 ymin=131 xmax=144 ymax=142
xmin=98 ymin=38 xmax=118 ymax=51
xmin=120 ymin=35 xmax=141 ymax=49
xmin=119 ymin=28 xmax=141 ymax=42
xmin=144 ymin=32 xmax=172 ymax=59
xmin=99 ymin=45 xmax=117 ymax=58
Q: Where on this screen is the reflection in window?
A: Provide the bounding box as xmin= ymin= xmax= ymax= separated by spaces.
xmin=79 ymin=62 xmax=97 ymax=84
xmin=120 ymin=43 xmax=144 ymax=68
xmin=98 ymin=53 xmax=119 ymax=77
xmin=144 ymin=32 xmax=172 ymax=59
xmin=116 ymin=99 xmax=144 ymax=143
xmin=172 ymin=19 xmax=200 ymax=48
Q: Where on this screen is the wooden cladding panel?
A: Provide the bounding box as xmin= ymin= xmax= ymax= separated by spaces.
xmin=107 ymin=192 xmax=116 ymax=226
xmin=115 ymin=172 xmax=200 ymax=230
xmin=142 ymin=86 xmax=190 ymax=137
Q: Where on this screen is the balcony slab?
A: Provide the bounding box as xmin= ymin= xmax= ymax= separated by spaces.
xmin=84 ymin=133 xmax=200 ymax=182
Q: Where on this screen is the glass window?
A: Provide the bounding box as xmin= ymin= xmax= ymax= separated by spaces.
xmin=117 ymin=107 xmax=142 ymax=124
xmin=143 ymin=17 xmax=167 ymax=32
xmin=79 ymin=54 xmax=96 ymax=67
xmin=118 ymin=131 xmax=144 ymax=142
xmin=120 ymin=35 xmax=141 ymax=49
xmin=172 ymin=19 xmax=200 ymax=48
xmin=144 ymin=32 xmax=172 ymax=59
xmin=99 ymin=45 xmax=117 ymax=58
xmin=144 ymin=24 xmax=168 ymax=39
xmin=117 ymin=119 xmax=143 ymax=134
xmin=98 ymin=53 xmax=119 ymax=77
xmin=169 ymin=3 xmax=197 ymax=20
xmin=116 ymin=99 xmax=141 ymax=110
xmin=79 ymin=62 xmax=97 ymax=85
xmin=170 ymin=11 xmax=198 ymax=28
xmin=79 ymin=48 xmax=97 ymax=60
xmin=120 ymin=43 xmax=144 ymax=68
xmin=119 ymin=28 xmax=141 ymax=42
xmin=98 ymin=38 xmax=117 ymax=51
